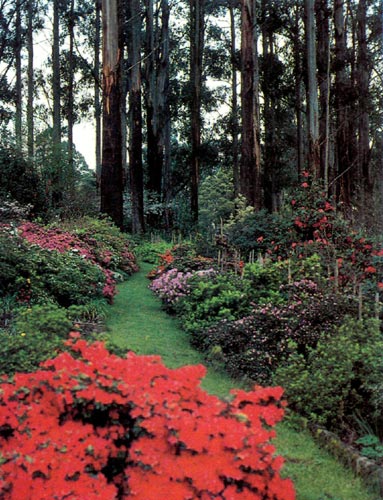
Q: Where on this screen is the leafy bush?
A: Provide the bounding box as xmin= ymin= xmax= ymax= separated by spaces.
xmin=0 ymin=338 xmax=295 ymax=499
xmin=18 ymin=219 xmax=138 ymax=303
xmin=149 ymin=268 xmax=195 ymax=309
xmin=134 ymin=240 xmax=172 ymax=264
xmin=0 ymin=303 xmax=71 ymax=375
xmin=196 ymin=281 xmax=358 ymax=384
xmin=61 ymin=217 xmax=138 ymax=275
xmin=16 ymin=249 xmax=107 ymax=307
xmin=175 ymin=270 xmax=251 ymax=331
xmin=274 ymin=318 xmax=383 ymax=432
xmin=14 ymin=303 xmax=72 ymax=338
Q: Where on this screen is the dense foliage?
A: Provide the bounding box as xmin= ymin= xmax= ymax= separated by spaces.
xmin=0 ymin=337 xmax=295 ymax=499
xmin=274 ymin=318 xmax=383 ymax=433
xmin=0 ymin=217 xmax=138 ymax=375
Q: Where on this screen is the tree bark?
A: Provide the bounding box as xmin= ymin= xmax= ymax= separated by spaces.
xmin=190 ymin=0 xmax=205 ymax=224
xmin=52 ymin=0 xmax=62 ymax=206
xmin=67 ymin=0 xmax=75 ymax=187
xmin=305 ymin=0 xmax=320 ymax=176
xmin=229 ymin=0 xmax=239 ymax=198
xmin=15 ymin=0 xmax=22 ymax=149
xmin=27 ymin=0 xmax=34 ymax=163
xmin=240 ymin=0 xmax=262 ymax=209
xmin=356 ymin=0 xmax=371 ymax=199
xmin=293 ymin=3 xmax=305 ymax=177
xmin=127 ymin=0 xmax=145 ymax=233
xmin=95 ymin=0 xmax=102 ymax=187
xmin=315 ymin=0 xmax=330 ymax=185
xmin=100 ymin=0 xmax=124 ymax=228
xmin=334 ymin=0 xmax=352 ymax=207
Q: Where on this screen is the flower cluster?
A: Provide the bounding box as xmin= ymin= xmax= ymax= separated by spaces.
xmin=18 ymin=222 xmax=138 ymax=302
xmin=0 ymin=338 xmax=295 ymax=499
xmin=149 ymin=268 xmax=194 ymax=305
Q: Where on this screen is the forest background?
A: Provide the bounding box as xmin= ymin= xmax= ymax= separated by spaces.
xmin=0 ymin=0 xmax=382 ymax=236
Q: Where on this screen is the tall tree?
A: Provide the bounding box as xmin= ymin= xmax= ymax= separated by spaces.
xmin=189 ymin=0 xmax=205 ymax=224
xmin=15 ymin=0 xmax=22 ymax=149
xmin=293 ymin=2 xmax=305 ymax=176
xmin=240 ymin=0 xmax=262 ymax=209
xmin=67 ymin=0 xmax=75 ymax=178
xmin=334 ymin=0 xmax=352 ymax=206
xmin=100 ymin=0 xmax=124 ymax=228
xmin=94 ymin=0 xmax=102 ymax=186
xmin=229 ymin=0 xmax=240 ymax=197
xmin=356 ymin=0 xmax=371 ymax=201
xmin=27 ymin=0 xmax=34 ymax=162
xmin=305 ymin=0 xmax=320 ymax=175
xmin=315 ymin=0 xmax=331 ymax=186
xmin=127 ymin=0 xmax=145 ymax=233
xmin=52 ymin=0 xmax=63 ymax=206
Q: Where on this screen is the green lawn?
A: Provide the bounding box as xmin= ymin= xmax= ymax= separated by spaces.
xmin=105 ymin=263 xmax=379 ymax=500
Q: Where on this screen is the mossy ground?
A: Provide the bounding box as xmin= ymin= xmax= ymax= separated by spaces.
xmin=105 ymin=263 xmax=379 ymax=500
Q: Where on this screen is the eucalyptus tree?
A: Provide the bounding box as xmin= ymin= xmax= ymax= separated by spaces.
xmin=240 ymin=0 xmax=262 ymax=209
xmin=190 ymin=0 xmax=206 ymax=223
xmin=126 ymin=0 xmax=145 ymax=233
xmin=100 ymin=0 xmax=124 ymax=228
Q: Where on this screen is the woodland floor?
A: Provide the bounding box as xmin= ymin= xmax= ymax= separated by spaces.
xmin=106 ymin=263 xmax=379 ymax=500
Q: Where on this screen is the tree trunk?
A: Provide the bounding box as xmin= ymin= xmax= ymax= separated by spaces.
xmin=356 ymin=0 xmax=371 ymax=201
xmin=240 ymin=0 xmax=262 ymax=209
xmin=334 ymin=0 xmax=352 ymax=208
xmin=145 ymin=0 xmax=162 ymax=197
xmin=27 ymin=0 xmax=34 ymax=163
xmin=127 ymin=0 xmax=145 ymax=233
xmin=95 ymin=0 xmax=102 ymax=187
xmin=229 ymin=0 xmax=239 ymax=198
xmin=315 ymin=0 xmax=330 ymax=186
xmin=67 ymin=0 xmax=75 ymax=189
xmin=161 ymin=0 xmax=172 ymax=229
xmin=52 ymin=0 xmax=62 ymax=206
xmin=100 ymin=0 xmax=124 ymax=228
xmin=190 ymin=0 xmax=205 ymax=225
xmin=15 ymin=0 xmax=22 ymax=149
xmin=305 ymin=0 xmax=320 ymax=176
xmin=261 ymin=0 xmax=277 ymax=212
xmin=293 ymin=3 xmax=305 ymax=176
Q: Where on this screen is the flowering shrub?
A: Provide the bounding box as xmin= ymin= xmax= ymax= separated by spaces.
xmin=197 ymin=280 xmax=358 ymax=383
xmin=0 ymin=338 xmax=295 ymax=499
xmin=149 ymin=268 xmax=194 ymax=308
xmin=18 ymin=219 xmax=138 ymax=302
xmin=148 ymin=242 xmax=216 ymax=279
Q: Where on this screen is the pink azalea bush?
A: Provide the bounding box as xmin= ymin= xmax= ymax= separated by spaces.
xmin=18 ymin=220 xmax=138 ymax=303
xmin=150 ymin=268 xmax=215 ymax=308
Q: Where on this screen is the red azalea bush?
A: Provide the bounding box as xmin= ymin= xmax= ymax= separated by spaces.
xmin=0 ymin=337 xmax=295 ymax=500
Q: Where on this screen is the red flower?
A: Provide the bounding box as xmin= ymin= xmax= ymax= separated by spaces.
xmin=365 ymin=266 xmax=376 ymax=274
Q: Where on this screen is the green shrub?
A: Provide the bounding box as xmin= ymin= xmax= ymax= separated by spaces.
xmin=20 ymin=249 xmax=106 ymax=307
xmin=14 ymin=303 xmax=72 ymax=338
xmin=0 ymin=230 xmax=27 ymax=296
xmin=274 ymin=317 xmax=383 ymax=432
xmin=67 ymin=299 xmax=109 ymax=323
xmin=135 ymin=240 xmax=172 ymax=264
xmin=195 ymin=281 xmax=358 ymax=384
xmin=0 ymin=303 xmax=72 ymax=375
xmin=175 ymin=271 xmax=250 ymax=331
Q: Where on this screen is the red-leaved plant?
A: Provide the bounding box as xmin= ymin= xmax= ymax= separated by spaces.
xmin=0 ymin=336 xmax=295 ymax=499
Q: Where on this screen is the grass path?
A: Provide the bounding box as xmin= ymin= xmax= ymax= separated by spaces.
xmin=106 ymin=264 xmax=378 ymax=500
